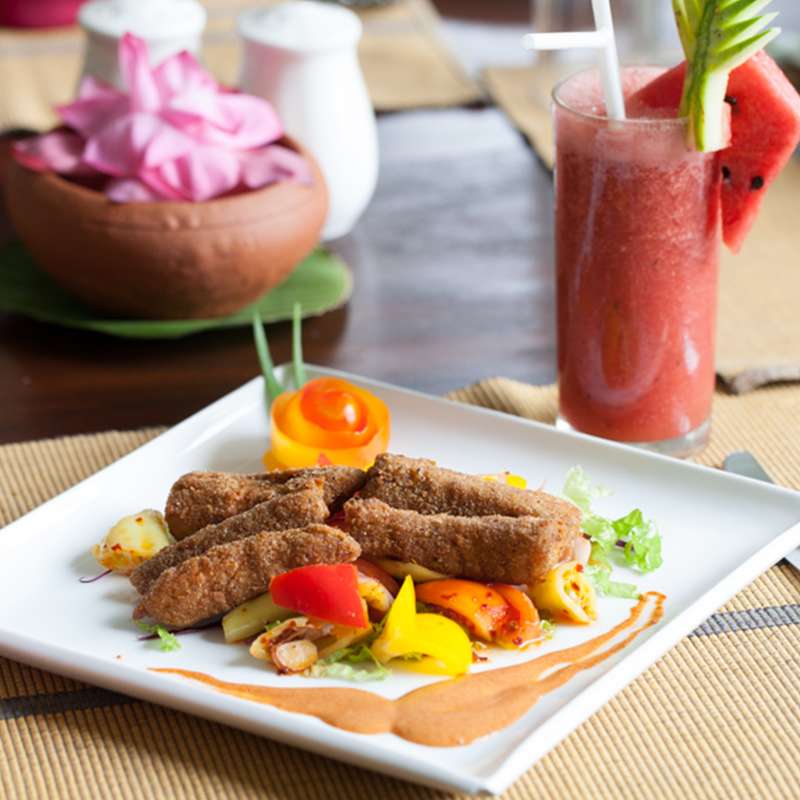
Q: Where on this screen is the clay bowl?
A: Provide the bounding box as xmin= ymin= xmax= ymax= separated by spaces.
xmin=4 ymin=137 xmax=328 ymax=319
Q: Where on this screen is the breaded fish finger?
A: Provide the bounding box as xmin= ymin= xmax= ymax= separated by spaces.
xmin=134 ymin=524 xmax=361 ymax=628
xmin=344 ymin=498 xmax=576 ymax=585
xmin=132 ymin=484 xmax=328 ymax=595
xmin=361 ymin=453 xmax=581 ymax=525
xmin=165 ymin=465 xmax=366 ymax=538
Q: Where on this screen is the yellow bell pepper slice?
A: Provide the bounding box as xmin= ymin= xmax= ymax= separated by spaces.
xmin=370 ymin=576 xmax=472 ymax=676
xmin=528 ymin=561 xmax=598 ymax=624
xmin=483 ymin=473 xmax=527 ymax=489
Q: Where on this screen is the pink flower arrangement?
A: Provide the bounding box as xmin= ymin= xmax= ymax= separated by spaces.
xmin=13 ymin=33 xmax=311 ymax=203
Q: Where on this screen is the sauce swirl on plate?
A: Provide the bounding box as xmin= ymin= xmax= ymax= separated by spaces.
xmin=153 ymin=591 xmax=665 ymax=746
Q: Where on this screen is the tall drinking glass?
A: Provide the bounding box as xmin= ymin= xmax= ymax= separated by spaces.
xmin=553 ymin=67 xmax=721 ymax=458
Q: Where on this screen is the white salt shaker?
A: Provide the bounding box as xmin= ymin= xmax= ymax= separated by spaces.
xmin=238 ymin=1 xmax=378 ymax=240
xmin=78 ymin=0 xmax=207 ymax=89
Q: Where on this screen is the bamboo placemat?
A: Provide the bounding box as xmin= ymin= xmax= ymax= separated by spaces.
xmin=0 ymin=0 xmax=481 ymax=132
xmin=2 ymin=379 xmax=800 ymax=799
xmin=483 ymin=64 xmax=800 ymax=395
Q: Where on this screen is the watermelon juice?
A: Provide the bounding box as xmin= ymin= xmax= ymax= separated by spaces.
xmin=554 ymin=67 xmax=721 ymax=455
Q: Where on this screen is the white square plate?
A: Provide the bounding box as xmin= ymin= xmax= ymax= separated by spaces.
xmin=1 ymin=366 xmax=799 ymax=795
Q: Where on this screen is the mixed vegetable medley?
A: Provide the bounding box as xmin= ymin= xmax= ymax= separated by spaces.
xmin=87 ymin=311 xmax=663 ymax=679
xmin=90 ymin=468 xmax=663 ymax=681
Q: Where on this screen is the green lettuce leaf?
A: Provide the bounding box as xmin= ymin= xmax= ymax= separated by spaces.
xmin=614 ymin=509 xmax=664 ymax=574
xmin=263 ymin=618 xmax=290 ymax=633
xmin=563 ymin=467 xmax=663 ymax=598
xmin=563 ymin=466 xmax=611 ymax=513
xmin=540 ymin=619 xmax=557 ymax=640
xmin=136 ymin=621 xmax=181 ymax=652
xmin=586 ymin=562 xmax=641 ymax=600
xmin=307 ymin=643 xmax=390 ymax=682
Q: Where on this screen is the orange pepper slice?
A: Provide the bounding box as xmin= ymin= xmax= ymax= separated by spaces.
xmin=416 ymin=579 xmax=543 ymax=648
xmin=265 ymin=377 xmax=390 ymax=470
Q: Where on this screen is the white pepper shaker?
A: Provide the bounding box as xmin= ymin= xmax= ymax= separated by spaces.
xmin=78 ymin=0 xmax=207 ymax=89
xmin=238 ymin=1 xmax=378 ymax=240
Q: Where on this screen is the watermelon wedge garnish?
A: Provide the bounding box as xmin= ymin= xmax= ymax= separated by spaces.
xmin=631 ymin=51 xmax=800 ymax=251
xmin=720 ymin=51 xmax=800 ymax=250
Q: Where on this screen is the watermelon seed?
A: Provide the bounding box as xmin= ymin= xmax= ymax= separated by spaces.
xmin=722 ymin=166 xmax=731 ymax=181
xmin=724 ymin=95 xmax=737 ymax=107
xmin=750 ymin=176 xmax=764 ymax=190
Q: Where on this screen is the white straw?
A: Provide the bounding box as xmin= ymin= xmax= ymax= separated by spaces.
xmin=590 ymin=0 xmax=625 ymax=120
xmin=522 ymin=0 xmax=626 ymax=120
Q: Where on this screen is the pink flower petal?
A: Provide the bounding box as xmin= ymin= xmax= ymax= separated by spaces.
xmin=154 ymin=50 xmax=217 ymax=101
xmin=119 ymin=33 xmax=161 ymax=113
xmin=163 ymin=88 xmax=239 ymax=132
xmin=57 ymin=79 xmax=130 ymax=138
xmin=106 ymin=177 xmax=167 ymax=203
xmin=33 ymin=34 xmax=300 ymax=205
xmin=153 ymin=146 xmax=242 ymax=202
xmin=83 ymin=112 xmax=164 ymax=176
xmin=141 ymin=123 xmax=195 ymax=169
xmin=12 ymin=131 xmax=89 ymax=175
xmin=77 ymin=75 xmax=124 ymax=103
xmin=240 ymin=144 xmax=312 ymax=189
xmin=137 ymin=167 xmax=187 ymax=201
xmin=201 ymin=93 xmax=283 ymax=149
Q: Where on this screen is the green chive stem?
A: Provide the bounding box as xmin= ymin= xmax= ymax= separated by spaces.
xmin=291 ymin=302 xmax=308 ymax=390
xmin=251 ymin=312 xmax=285 ymax=405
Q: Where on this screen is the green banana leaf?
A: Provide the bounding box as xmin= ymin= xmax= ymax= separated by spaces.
xmin=0 ymin=242 xmax=352 ymax=338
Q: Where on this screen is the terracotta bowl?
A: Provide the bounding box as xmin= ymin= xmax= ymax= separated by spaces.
xmin=4 ymin=137 xmax=328 ymax=319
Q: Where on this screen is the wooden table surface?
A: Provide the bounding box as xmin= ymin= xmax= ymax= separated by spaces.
xmin=3 ymin=0 xmax=797 ymax=445
xmin=0 ymin=1 xmax=558 ymax=444
xmin=0 ymin=110 xmax=555 ymax=443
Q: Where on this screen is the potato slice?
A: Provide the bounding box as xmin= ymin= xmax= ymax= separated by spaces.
xmin=92 ymin=509 xmax=172 ymax=575
xmin=222 ymin=593 xmax=293 ymax=643
xmin=374 ymin=558 xmax=448 ymax=583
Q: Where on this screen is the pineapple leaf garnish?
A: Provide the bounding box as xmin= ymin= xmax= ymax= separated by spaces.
xmin=673 ymin=0 xmax=781 ymax=151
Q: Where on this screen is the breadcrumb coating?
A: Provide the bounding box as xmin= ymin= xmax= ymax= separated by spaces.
xmin=134 ymin=524 xmax=361 ymax=627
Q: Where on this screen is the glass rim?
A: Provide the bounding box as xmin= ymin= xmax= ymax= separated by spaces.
xmin=552 ymin=66 xmax=689 ymax=128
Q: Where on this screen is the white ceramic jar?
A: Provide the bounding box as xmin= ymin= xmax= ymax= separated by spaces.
xmin=238 ymin=1 xmax=378 ymax=240
xmin=78 ymin=0 xmax=207 ymax=88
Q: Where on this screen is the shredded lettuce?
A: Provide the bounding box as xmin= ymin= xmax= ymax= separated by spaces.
xmin=308 ymin=643 xmax=389 ymax=682
xmin=137 ymin=621 xmax=181 ymax=652
xmin=263 ymin=618 xmax=289 ymax=633
xmin=540 ymin=619 xmax=556 ymax=640
xmin=586 ymin=560 xmax=640 ymax=600
xmin=563 ymin=467 xmax=663 ymax=599
xmin=563 ymin=466 xmax=611 ymax=513
xmin=614 ymin=509 xmax=663 ymax=573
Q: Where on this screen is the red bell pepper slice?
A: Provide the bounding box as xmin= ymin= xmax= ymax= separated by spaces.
xmin=270 ymin=564 xmax=368 ymax=629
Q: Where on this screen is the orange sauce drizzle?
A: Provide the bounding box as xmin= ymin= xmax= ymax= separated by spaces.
xmin=152 ymin=591 xmax=665 ymax=746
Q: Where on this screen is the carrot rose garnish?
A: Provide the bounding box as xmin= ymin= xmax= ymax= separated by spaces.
xmin=253 ymin=305 xmax=390 ymax=469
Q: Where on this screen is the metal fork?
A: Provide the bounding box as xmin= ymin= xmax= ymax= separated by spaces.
xmin=723 ymin=451 xmax=800 ymax=571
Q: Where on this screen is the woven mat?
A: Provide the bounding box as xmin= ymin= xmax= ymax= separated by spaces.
xmin=2 ymin=379 xmax=800 ymax=799
xmin=483 ymin=64 xmax=800 ymax=395
xmin=0 ymin=0 xmax=480 ymax=131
